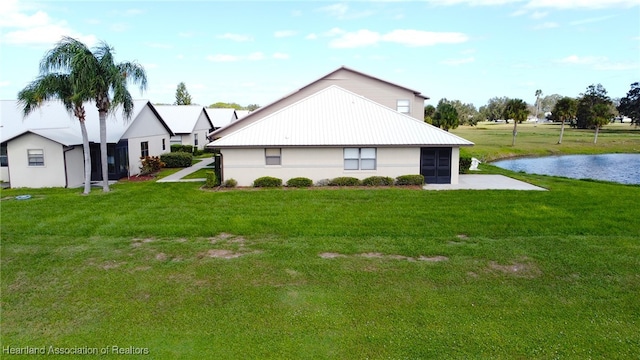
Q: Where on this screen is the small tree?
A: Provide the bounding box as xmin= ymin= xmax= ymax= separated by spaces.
xmin=503 ymin=98 xmax=529 ymax=146
xmin=590 ymin=103 xmax=614 ymax=144
xmin=433 ymin=99 xmax=459 ymax=131
xmin=618 ymin=82 xmax=640 ymax=127
xmin=175 ymin=82 xmax=192 ymax=105
xmin=424 ymin=104 xmax=436 ymax=124
xmin=552 ymin=97 xmax=577 ymax=144
xmin=576 ymin=84 xmax=612 ymax=129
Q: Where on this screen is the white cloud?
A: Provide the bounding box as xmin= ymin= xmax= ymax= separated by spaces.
xmin=217 ymin=33 xmax=253 ymax=42
xmin=274 ymin=30 xmax=296 ymax=38
xmin=176 ymin=54 xmax=184 ymax=60
xmin=441 ymin=57 xmax=475 ymax=65
xmin=533 ymin=22 xmax=559 ymax=29
xmin=0 ymin=81 xmax=10 ymax=87
xmin=329 ymin=29 xmax=469 ymax=48
xmin=324 ymin=27 xmax=346 ymax=37
xmin=206 ymin=52 xmax=289 ymax=62
xmin=305 ymin=33 xmax=318 ymax=40
xmin=429 ymin=0 xmax=525 ymax=6
xmin=317 ymin=3 xmax=374 ymax=19
xmin=570 ymin=15 xmax=615 ymax=26
xmin=0 ymin=0 xmax=97 ymax=46
xmin=110 ymin=23 xmax=129 ymax=32
xmin=146 ymin=42 xmax=172 ymax=49
xmin=556 ymin=55 xmax=639 ymax=70
xmin=123 ymin=9 xmax=144 ymax=16
xmin=557 ymin=54 xmax=605 ymax=64
xmin=206 ymin=54 xmax=241 ymax=62
xmin=272 ymin=52 xmax=290 ymax=60
xmin=247 ymin=52 xmax=265 ymax=61
xmin=530 ymin=11 xmax=548 ymax=19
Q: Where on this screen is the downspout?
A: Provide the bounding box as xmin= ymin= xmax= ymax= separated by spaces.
xmin=63 ymin=145 xmax=75 ymax=188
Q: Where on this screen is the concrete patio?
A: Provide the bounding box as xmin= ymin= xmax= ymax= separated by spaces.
xmin=423 ymin=174 xmax=547 ymax=191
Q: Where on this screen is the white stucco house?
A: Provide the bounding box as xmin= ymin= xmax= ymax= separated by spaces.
xmin=207 ymin=85 xmax=473 ymax=186
xmin=204 ymin=108 xmax=238 ymax=131
xmin=0 ymin=100 xmax=173 ymax=188
xmin=154 ymin=105 xmax=213 ymax=150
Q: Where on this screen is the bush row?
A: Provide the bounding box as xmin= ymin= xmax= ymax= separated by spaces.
xmin=249 ymin=175 xmax=425 ymax=188
xmin=160 ymin=152 xmax=193 ymax=168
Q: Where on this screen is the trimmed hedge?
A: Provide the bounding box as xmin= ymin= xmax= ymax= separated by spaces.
xmin=160 ymin=152 xmax=193 ymax=168
xmin=395 ymin=174 xmax=424 ymax=185
xmin=459 ymin=156 xmax=472 ymax=174
xmin=286 ymin=177 xmax=313 ymax=188
xmin=253 ymin=176 xmax=282 ymax=188
xmin=362 ymin=176 xmax=394 ymax=186
xmin=204 ymin=171 xmax=218 ymax=188
xmin=223 ymin=178 xmax=238 ymax=188
xmin=171 ymin=144 xmax=194 ymax=153
xmin=328 ymin=177 xmax=361 ymax=186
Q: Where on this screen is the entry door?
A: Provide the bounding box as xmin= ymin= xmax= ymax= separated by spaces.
xmin=420 ymin=148 xmax=451 ymax=184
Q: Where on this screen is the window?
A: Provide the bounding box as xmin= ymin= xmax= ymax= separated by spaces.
xmin=0 ymin=144 xmax=7 ymax=167
xmin=265 ymin=148 xmax=281 ymax=165
xmin=344 ymin=148 xmax=376 ymax=170
xmin=27 ymin=149 xmax=44 ymax=166
xmin=194 ymin=134 xmax=199 ymax=147
xmin=397 ymin=99 xmax=410 ymax=114
xmin=162 ymin=138 xmax=166 ymax=151
xmin=140 ymin=141 xmax=149 ymax=157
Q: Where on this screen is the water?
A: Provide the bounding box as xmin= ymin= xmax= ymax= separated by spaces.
xmin=492 ymin=154 xmax=640 ymax=185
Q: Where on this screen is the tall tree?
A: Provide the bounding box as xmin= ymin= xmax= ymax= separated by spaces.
xmin=552 ymin=97 xmax=577 ymax=144
xmin=503 ymin=98 xmax=529 ymax=146
xmin=424 ymin=104 xmax=436 ymax=124
xmin=433 ymin=99 xmax=459 ymax=131
xmin=617 ymin=82 xmax=640 ymax=127
xmin=17 ymin=74 xmax=93 ymax=194
xmin=174 ymin=82 xmax=192 ymax=105
xmin=40 ymin=36 xmax=147 ymax=192
xmin=576 ymin=84 xmax=612 ymax=129
xmin=484 ymin=96 xmax=509 ymax=122
xmin=534 ymin=89 xmax=542 ymax=126
xmin=590 ymin=103 xmax=614 ymax=144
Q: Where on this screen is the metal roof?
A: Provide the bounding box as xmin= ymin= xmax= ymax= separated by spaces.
xmin=154 ymin=105 xmax=211 ymax=134
xmin=204 ymin=108 xmax=237 ymax=128
xmin=1 ymin=99 xmax=165 ymax=145
xmin=208 ymin=86 xmax=473 ymax=148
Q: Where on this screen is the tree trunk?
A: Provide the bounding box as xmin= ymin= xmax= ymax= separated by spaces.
xmin=594 ymin=126 xmax=600 ymax=144
xmin=99 ymin=110 xmax=110 ymax=192
xmin=558 ymin=119 xmax=565 ymax=144
xmin=512 ymin=120 xmax=518 ymax=146
xmin=80 ymin=120 xmax=91 ymax=195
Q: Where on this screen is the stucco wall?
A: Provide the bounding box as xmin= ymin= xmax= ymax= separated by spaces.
xmin=64 ymin=146 xmax=85 ymax=188
xmin=220 ymin=147 xmax=422 ymax=187
xmin=7 ymin=133 xmax=67 ymax=188
xmin=127 ymin=134 xmax=168 ymax=176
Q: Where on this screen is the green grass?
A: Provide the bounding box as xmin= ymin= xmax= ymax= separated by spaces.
xmin=181 ymin=168 xmax=212 ymax=180
xmin=452 ymin=122 xmax=640 ymax=161
xmin=2 ymin=175 xmax=639 ymax=358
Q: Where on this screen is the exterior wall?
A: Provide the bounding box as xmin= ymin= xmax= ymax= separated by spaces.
xmin=64 ymin=146 xmax=85 ymax=188
xmin=6 ymin=133 xmax=67 ymax=188
xmin=193 ymin=111 xmax=213 ymax=150
xmin=215 ymin=69 xmax=426 ymax=138
xmin=221 ymin=147 xmax=422 ymax=187
xmin=127 ymin=134 xmax=168 ymax=176
xmin=451 ymin=147 xmax=460 ymax=185
xmin=0 ymin=167 xmax=8 ymax=183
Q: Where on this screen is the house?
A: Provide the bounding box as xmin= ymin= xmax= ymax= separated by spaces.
xmin=207 ymin=85 xmax=473 ymax=186
xmin=154 ymin=105 xmax=213 ymax=150
xmin=0 ymin=100 xmax=172 ymax=188
xmin=204 ymin=108 xmax=238 ymax=131
xmin=209 ymin=66 xmax=428 ymax=140
xmin=235 ymin=110 xmax=251 ymax=119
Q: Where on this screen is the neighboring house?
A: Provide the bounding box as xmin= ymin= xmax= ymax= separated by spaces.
xmin=207 ymin=85 xmax=473 ymax=186
xmin=154 ymin=105 xmax=213 ymax=150
xmin=235 ymin=110 xmax=251 ymax=119
xmin=204 ymin=108 xmax=238 ymax=132
xmin=209 ymin=66 xmax=428 ymax=140
xmin=0 ymin=100 xmax=172 ymax=188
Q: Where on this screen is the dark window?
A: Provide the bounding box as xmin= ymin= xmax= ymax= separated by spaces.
xmin=162 ymin=138 xmax=166 ymax=151
xmin=0 ymin=144 xmax=7 ymax=167
xmin=27 ymin=149 xmax=44 ymax=166
xmin=265 ymin=148 xmax=281 ymax=165
xmin=141 ymin=141 xmax=149 ymax=157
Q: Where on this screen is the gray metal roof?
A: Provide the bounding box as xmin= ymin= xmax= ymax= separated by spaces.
xmin=204 ymin=108 xmax=237 ymax=128
xmin=154 ymin=105 xmax=211 ymax=134
xmin=1 ymin=99 xmax=161 ymax=145
xmin=208 ymin=86 xmax=473 ymax=148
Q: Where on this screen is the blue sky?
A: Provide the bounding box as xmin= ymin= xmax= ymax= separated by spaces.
xmin=1 ymin=0 xmax=639 ymax=109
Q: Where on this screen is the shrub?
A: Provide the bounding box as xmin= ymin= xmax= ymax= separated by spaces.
xmin=253 ymin=176 xmax=282 ymax=188
xmin=459 ymin=156 xmax=472 ymax=174
xmin=395 ymin=174 xmax=424 ymax=185
xmin=204 ymin=171 xmax=218 ymax=188
xmin=160 ymin=152 xmax=193 ymax=168
xmin=223 ymin=178 xmax=237 ymax=188
xmin=170 ymin=144 xmax=183 ymax=153
xmin=170 ymin=144 xmax=194 ymax=153
xmin=362 ymin=176 xmax=394 ymax=186
xmin=139 ymin=156 xmax=164 ymax=175
xmin=328 ymin=177 xmax=361 ymax=186
xmin=286 ymin=177 xmax=313 ymax=188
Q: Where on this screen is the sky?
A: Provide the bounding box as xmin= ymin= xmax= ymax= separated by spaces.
xmin=1 ymin=0 xmax=639 ymax=110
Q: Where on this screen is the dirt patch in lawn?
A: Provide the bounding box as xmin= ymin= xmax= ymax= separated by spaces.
xmin=320 ymin=252 xmax=448 ymax=262
xmin=488 ymin=258 xmax=542 ymax=278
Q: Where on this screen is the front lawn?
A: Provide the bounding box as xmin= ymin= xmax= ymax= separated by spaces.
xmin=1 ymin=173 xmax=639 ymax=358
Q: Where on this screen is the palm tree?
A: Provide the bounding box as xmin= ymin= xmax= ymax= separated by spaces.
xmin=590 ymin=104 xmax=613 ymax=144
xmin=552 ymin=97 xmax=577 ymax=144
xmin=534 ymin=89 xmax=542 ymax=127
xmin=503 ymin=98 xmax=529 ymax=146
xmin=17 ymin=74 xmax=93 ymax=194
xmin=40 ymin=36 xmax=147 ymax=192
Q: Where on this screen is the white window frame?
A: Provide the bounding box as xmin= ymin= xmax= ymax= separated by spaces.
xmin=140 ymin=141 xmax=149 ymax=157
xmin=344 ymin=148 xmax=376 ymax=170
xmin=397 ymin=99 xmax=410 ymax=114
xmin=27 ymin=149 xmax=45 ymax=166
xmin=265 ymin=148 xmax=281 ymax=166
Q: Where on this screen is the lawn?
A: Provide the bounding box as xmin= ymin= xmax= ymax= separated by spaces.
xmin=1 ymin=124 xmax=639 ymax=358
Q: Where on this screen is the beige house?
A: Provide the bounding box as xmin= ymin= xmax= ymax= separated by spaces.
xmin=0 ymin=100 xmax=172 ymax=188
xmin=154 ymin=105 xmax=213 ymax=150
xmin=207 ymin=85 xmax=473 ymax=186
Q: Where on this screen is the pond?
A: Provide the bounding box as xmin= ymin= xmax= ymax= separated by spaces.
xmin=492 ymin=154 xmax=640 ymax=185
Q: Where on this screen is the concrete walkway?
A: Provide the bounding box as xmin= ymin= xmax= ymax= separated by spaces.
xmin=156 ymin=157 xmax=215 ymax=183
xmin=423 ymin=174 xmax=547 ymax=191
